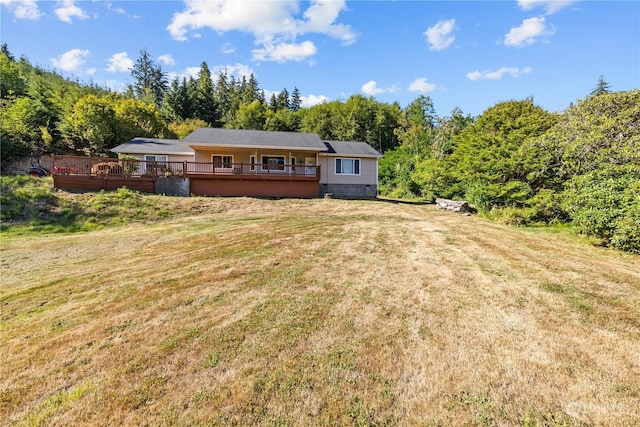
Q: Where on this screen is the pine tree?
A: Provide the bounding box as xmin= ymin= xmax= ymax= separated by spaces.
xmin=195 ymin=62 xmax=218 ymax=126
xmin=291 ymin=87 xmax=302 ymax=112
xmin=277 ymin=88 xmax=290 ymax=111
xmin=590 ymin=75 xmax=612 ymax=96
xmin=162 ymin=77 xmax=195 ymax=121
xmin=269 ymin=93 xmax=278 ymax=112
xmin=130 ymin=48 xmax=167 ymax=107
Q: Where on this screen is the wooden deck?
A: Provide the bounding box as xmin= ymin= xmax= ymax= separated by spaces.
xmin=51 ymin=155 xmax=321 ymax=197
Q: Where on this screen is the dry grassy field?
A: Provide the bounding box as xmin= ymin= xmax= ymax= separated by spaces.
xmin=1 ymin=197 xmax=639 ymax=426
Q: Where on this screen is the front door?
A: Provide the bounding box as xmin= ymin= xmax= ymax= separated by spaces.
xmin=305 ymin=157 xmax=315 ymax=175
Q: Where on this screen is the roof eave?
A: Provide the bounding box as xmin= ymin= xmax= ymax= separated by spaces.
xmin=188 ymin=143 xmax=327 ymax=152
xmin=319 ymin=152 xmax=382 ymax=159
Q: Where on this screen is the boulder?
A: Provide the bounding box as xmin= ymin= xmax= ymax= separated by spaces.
xmin=435 ymin=198 xmax=470 ymax=213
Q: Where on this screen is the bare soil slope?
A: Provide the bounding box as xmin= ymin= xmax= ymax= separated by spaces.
xmin=1 ymin=198 xmax=638 ymax=426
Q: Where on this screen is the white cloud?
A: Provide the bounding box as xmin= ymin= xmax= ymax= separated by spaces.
xmin=409 ymin=77 xmax=437 ymax=93
xmin=55 ymin=0 xmax=89 ymax=23
xmin=222 ymin=43 xmax=235 ymax=54
xmin=105 ymin=2 xmax=126 ymax=14
xmin=158 ymin=54 xmax=175 ymax=66
xmin=297 ymin=0 xmax=358 ymax=45
xmin=167 ymin=0 xmax=356 ymax=62
xmin=50 ymin=49 xmax=90 ymax=71
xmin=211 ymin=63 xmax=255 ymax=80
xmin=361 ymin=80 xmax=398 ymax=96
xmin=424 ymin=18 xmax=456 ymax=51
xmin=106 ymin=52 xmax=134 ymax=72
xmin=0 ymin=0 xmax=41 ymax=20
xmin=466 ymin=66 xmax=533 ymax=81
xmin=301 ymin=94 xmax=328 ymax=108
xmin=104 ymin=79 xmax=127 ymax=92
xmin=504 ymin=17 xmax=553 ymax=47
xmin=166 ymin=66 xmax=202 ymax=82
xmin=517 ymin=0 xmax=577 ymax=15
xmin=252 ymin=41 xmax=317 ymax=62
xmin=86 ymin=68 xmax=96 ymax=75
xmin=185 ymin=66 xmax=201 ymax=79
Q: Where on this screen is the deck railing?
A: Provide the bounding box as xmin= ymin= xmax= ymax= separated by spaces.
xmin=51 ymin=155 xmax=320 ymax=179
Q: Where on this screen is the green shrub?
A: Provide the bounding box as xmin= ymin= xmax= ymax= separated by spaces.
xmin=611 ymin=204 xmax=640 ymax=254
xmin=563 ymin=168 xmax=639 ymax=250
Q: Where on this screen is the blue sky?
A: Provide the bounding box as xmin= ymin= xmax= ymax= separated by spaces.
xmin=1 ymin=0 xmax=638 ymax=117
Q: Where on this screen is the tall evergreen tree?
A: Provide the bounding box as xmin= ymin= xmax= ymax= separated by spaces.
xmin=589 ymin=75 xmax=612 ymax=96
xmin=195 ymin=62 xmax=218 ymax=126
xmin=130 ymin=48 xmax=167 ymax=107
xmin=268 ymin=93 xmax=278 ymax=112
xmin=277 ymin=88 xmax=290 ymax=111
xmin=162 ymin=77 xmax=195 ymax=121
xmin=241 ymin=73 xmax=260 ymax=105
xmin=291 ymin=87 xmax=302 ymax=112
xmin=214 ymin=71 xmax=231 ymax=124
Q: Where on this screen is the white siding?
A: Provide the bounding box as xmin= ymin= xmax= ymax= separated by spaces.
xmin=319 ymin=156 xmax=378 ymax=186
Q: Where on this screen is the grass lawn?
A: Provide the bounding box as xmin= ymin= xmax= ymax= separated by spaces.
xmin=1 ymin=193 xmax=639 ymax=426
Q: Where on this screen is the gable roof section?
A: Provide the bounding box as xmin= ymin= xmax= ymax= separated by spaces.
xmin=112 ymin=138 xmax=194 ymax=156
xmin=321 ymin=140 xmax=382 ymax=158
xmin=183 ymin=128 xmax=327 ymax=151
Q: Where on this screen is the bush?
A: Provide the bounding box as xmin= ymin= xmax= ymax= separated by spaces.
xmin=611 ymin=204 xmax=640 ymax=254
xmin=563 ymin=168 xmax=639 ymax=251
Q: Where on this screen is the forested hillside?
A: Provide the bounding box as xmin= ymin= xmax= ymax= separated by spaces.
xmin=1 ymin=46 xmax=638 ymax=252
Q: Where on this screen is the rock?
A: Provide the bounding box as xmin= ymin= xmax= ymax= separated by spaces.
xmin=435 ymin=198 xmax=470 ymax=213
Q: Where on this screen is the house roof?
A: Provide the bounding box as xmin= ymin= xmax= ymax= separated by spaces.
xmin=113 ymin=131 xmax=383 ymax=160
xmin=183 ymin=128 xmax=327 ymax=151
xmin=112 ymin=138 xmax=194 ymax=156
xmin=321 ymin=140 xmax=382 ymax=158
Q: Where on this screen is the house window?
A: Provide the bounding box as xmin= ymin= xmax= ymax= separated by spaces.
xmin=335 ymin=158 xmax=360 ymax=175
xmin=250 ymin=155 xmax=256 ymax=172
xmin=144 ymin=155 xmax=168 ymax=166
xmin=262 ymin=155 xmax=285 ymax=171
xmin=212 ymin=155 xmax=233 ymax=171
xmin=144 ymin=155 xmax=167 ymax=174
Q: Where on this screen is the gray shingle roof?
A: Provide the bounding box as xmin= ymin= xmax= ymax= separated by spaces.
xmin=112 ymin=138 xmax=194 ymax=155
xmin=321 ymin=140 xmax=382 ymax=158
xmin=183 ymin=128 xmax=327 ymax=151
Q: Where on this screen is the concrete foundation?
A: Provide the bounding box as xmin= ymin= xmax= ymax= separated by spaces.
xmin=320 ymin=183 xmax=377 ymax=199
xmin=155 ymin=177 xmax=190 ymax=196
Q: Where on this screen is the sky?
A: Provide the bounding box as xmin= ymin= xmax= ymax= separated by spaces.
xmin=1 ymin=0 xmax=638 ymax=117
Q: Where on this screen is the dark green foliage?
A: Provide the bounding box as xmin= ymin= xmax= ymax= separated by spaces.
xmin=290 ymin=87 xmax=302 ymax=112
xmin=195 ymin=62 xmax=219 ymax=126
xmin=589 ymin=75 xmax=612 ymax=96
xmin=130 ymin=48 xmax=167 ymax=107
xmin=378 ymin=147 xmax=416 ymax=198
xmin=162 ymin=78 xmax=195 ymax=122
xmin=563 ymin=167 xmax=639 ymax=252
xmin=550 ymin=90 xmax=639 ymax=252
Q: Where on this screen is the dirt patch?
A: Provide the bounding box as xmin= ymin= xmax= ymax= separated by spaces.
xmin=2 ymin=154 xmax=52 ymax=176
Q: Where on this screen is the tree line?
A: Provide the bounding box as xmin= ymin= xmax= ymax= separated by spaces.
xmin=1 ymin=45 xmax=637 ymax=253
xmin=379 ymin=88 xmax=639 ymax=253
xmin=1 ymin=46 xmax=404 ymax=157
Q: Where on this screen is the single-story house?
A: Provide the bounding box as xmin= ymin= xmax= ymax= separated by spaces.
xmin=107 ymin=128 xmax=382 ymax=198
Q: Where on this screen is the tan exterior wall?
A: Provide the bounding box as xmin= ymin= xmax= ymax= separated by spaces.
xmin=124 ymin=153 xmax=194 ymax=163
xmin=193 ymin=148 xmax=317 ymax=166
xmin=319 ymin=156 xmax=378 ymax=186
